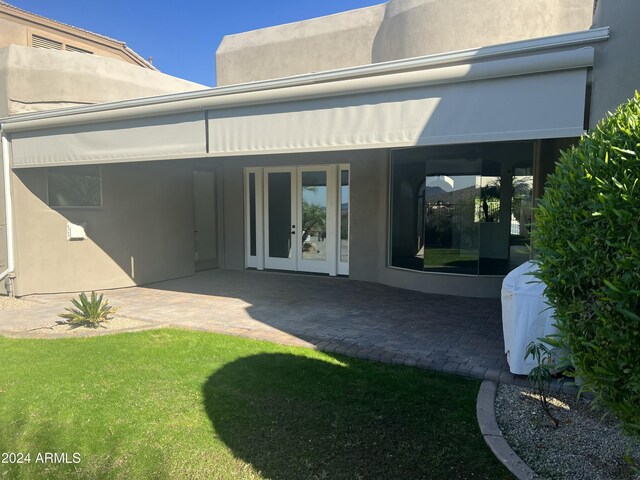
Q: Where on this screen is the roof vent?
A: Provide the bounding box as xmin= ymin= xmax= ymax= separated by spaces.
xmin=32 ymin=34 xmax=62 ymax=50
xmin=65 ymin=45 xmax=93 ymax=54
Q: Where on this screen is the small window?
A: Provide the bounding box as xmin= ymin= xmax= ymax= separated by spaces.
xmin=47 ymin=166 xmax=102 ymax=207
xmin=32 ymin=35 xmax=63 ymax=50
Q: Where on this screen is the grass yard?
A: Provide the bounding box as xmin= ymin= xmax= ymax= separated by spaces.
xmin=0 ymin=329 xmax=511 ymax=479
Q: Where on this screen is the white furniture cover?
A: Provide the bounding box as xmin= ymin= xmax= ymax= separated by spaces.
xmin=501 ymin=261 xmax=557 ymax=375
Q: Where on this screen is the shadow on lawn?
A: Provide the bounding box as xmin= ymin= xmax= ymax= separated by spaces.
xmin=202 ymin=352 xmax=507 ymax=480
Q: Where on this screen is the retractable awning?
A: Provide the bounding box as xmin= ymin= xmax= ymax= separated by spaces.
xmin=10 ymin=112 xmax=205 ymax=167
xmin=3 ymin=34 xmax=600 ymax=168
xmin=206 ymin=55 xmax=588 ymax=156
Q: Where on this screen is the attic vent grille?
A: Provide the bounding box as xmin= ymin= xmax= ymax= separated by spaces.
xmin=32 ymin=35 xmax=62 ymax=50
xmin=65 ymin=45 xmax=93 ymax=54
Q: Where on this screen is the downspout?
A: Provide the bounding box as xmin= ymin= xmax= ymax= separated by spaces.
xmin=0 ymin=129 xmax=15 ymax=295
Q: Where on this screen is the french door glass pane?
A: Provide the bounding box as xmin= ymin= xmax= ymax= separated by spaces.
xmin=340 ymin=170 xmax=349 ymax=263
xmin=268 ymin=172 xmax=291 ymax=259
xmin=249 ymin=173 xmax=257 ymax=257
xmin=301 ymin=171 xmax=327 ymax=261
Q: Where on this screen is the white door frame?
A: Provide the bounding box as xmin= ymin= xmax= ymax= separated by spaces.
xmin=244 ymin=165 xmax=348 ymax=276
xmin=244 ymin=168 xmax=264 ymax=270
xmin=296 ymin=165 xmax=336 ymax=275
xmin=263 ymin=166 xmax=297 ymax=271
xmin=338 ymin=164 xmax=350 ymax=276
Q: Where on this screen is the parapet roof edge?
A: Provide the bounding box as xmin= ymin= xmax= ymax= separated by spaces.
xmin=1 ymin=27 xmax=609 ymax=129
xmin=219 ymin=2 xmax=387 ymax=48
xmin=0 ymin=1 xmax=156 ymax=70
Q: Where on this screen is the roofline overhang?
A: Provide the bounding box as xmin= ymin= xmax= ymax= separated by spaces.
xmin=0 ymin=27 xmax=608 ymax=133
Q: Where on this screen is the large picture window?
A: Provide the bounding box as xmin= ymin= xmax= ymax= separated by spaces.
xmin=390 ymin=142 xmax=535 ymax=276
xmin=47 ymin=165 xmax=102 ymax=207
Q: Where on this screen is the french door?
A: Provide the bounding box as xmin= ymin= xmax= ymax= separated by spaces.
xmin=245 ymin=165 xmax=350 ymax=276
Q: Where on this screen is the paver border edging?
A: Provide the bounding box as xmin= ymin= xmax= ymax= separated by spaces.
xmin=476 ymin=380 xmax=538 ymax=480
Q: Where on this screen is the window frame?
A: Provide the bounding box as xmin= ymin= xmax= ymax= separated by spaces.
xmin=387 ymin=143 xmax=536 ymax=277
xmin=46 ymin=165 xmax=104 ymax=209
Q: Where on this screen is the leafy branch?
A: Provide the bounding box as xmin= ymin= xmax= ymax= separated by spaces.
xmin=525 ymin=341 xmax=559 ymax=428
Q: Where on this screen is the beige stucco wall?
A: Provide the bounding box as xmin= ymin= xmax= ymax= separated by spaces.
xmin=12 ymin=161 xmax=198 ymax=296
xmin=216 ymin=5 xmax=386 ymax=86
xmin=0 ymin=7 xmax=149 ymax=67
xmin=0 ymin=45 xmax=204 ymax=116
xmin=2 ymin=0 xmax=608 ymax=299
xmin=589 ymin=0 xmax=640 ymax=126
xmin=11 ymin=141 xmax=570 ymax=298
xmin=373 ymin=0 xmax=593 ymax=62
xmin=215 ymin=0 xmax=594 ymax=85
xmin=0 ymin=156 xmax=6 ymax=280
xmin=0 ymin=45 xmax=206 ymax=295
xmin=0 ymin=16 xmax=25 ymax=48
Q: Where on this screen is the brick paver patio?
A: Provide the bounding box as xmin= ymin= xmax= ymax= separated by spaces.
xmin=0 ymin=270 xmax=518 ymax=383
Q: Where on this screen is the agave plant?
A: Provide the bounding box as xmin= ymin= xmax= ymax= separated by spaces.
xmin=59 ymin=291 xmax=115 ymax=328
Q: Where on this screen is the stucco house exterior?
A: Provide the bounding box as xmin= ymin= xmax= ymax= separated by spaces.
xmin=0 ymin=0 xmax=637 ymax=299
xmin=0 ymin=1 xmax=205 ymax=118
xmin=0 ymin=2 xmax=205 ymax=295
xmin=0 ymin=1 xmax=155 ymax=69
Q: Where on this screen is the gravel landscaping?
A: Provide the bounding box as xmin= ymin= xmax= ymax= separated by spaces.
xmin=42 ymin=315 xmax=153 ymax=335
xmin=496 ymin=383 xmax=640 ymax=480
xmin=9 ymin=315 xmax=156 ymax=338
xmin=0 ymin=294 xmax=154 ymax=337
xmin=0 ymin=295 xmax=32 ymax=310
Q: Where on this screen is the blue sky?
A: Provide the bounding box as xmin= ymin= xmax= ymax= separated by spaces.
xmin=9 ymin=0 xmax=384 ymax=87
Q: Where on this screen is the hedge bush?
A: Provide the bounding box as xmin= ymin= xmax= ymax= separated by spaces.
xmin=533 ymin=92 xmax=640 ymax=438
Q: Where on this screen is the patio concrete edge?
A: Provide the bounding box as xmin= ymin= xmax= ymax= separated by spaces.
xmin=476 ymin=380 xmax=538 ymax=480
xmin=0 ymin=322 xmax=164 ymax=339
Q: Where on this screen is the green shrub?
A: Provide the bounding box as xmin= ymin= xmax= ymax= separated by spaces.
xmin=533 ymin=92 xmax=640 ymax=438
xmin=59 ymin=291 xmax=115 ymax=328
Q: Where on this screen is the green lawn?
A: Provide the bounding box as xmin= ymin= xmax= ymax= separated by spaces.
xmin=0 ymin=329 xmax=511 ymax=479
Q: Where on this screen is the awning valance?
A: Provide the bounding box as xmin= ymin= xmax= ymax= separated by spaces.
xmin=207 ymin=68 xmax=587 ymax=156
xmin=11 ymin=112 xmax=205 ymax=167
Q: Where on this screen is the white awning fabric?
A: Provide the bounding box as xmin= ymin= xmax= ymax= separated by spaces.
xmin=11 ymin=112 xmax=206 ymax=167
xmin=8 ymin=48 xmax=591 ymax=168
xmin=207 ymin=68 xmax=587 ymax=156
